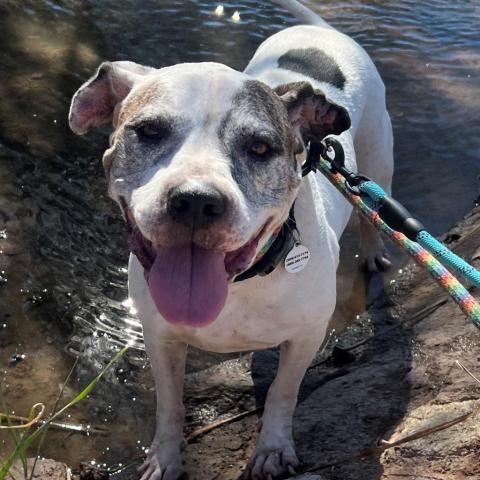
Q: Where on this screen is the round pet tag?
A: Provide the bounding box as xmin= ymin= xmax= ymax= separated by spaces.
xmin=284 ymin=243 xmax=310 ymax=273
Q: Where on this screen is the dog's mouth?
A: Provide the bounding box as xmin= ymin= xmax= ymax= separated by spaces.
xmin=126 ymin=213 xmax=264 ymax=328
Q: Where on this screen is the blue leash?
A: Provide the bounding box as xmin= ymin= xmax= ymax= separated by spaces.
xmin=359 ymin=180 xmax=480 ymax=288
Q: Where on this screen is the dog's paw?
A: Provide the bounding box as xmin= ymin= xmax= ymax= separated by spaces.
xmin=240 ymin=440 xmax=299 ymax=479
xmin=363 ymin=248 xmax=392 ymax=273
xmin=138 ymin=450 xmax=184 ymax=480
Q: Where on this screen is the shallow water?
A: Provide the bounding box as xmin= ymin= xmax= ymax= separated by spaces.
xmin=0 ymin=0 xmax=479 ymax=471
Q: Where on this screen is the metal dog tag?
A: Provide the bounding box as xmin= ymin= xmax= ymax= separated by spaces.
xmin=284 ymin=243 xmax=310 ymax=273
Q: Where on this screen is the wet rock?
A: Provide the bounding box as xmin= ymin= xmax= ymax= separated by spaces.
xmin=125 ymin=352 xmax=146 ymax=368
xmin=185 ymin=355 xmax=255 ymax=428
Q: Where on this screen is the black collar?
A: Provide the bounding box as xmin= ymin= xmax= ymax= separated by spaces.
xmin=234 ymin=205 xmax=297 ymax=282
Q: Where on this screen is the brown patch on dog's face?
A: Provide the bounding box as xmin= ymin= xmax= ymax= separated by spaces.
xmin=116 ymin=81 xmax=168 ymax=127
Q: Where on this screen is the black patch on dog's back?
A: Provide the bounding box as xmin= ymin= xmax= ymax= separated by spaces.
xmin=278 ymin=48 xmax=346 ymax=89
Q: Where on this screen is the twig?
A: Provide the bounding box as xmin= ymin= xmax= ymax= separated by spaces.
xmin=186 ymin=407 xmax=263 ymax=442
xmin=383 ymin=475 xmax=444 ymax=480
xmin=347 ymin=298 xmax=449 ymax=350
xmin=456 ymin=361 xmax=480 ymax=385
xmin=300 ymin=406 xmax=479 ymax=474
xmin=0 ymin=412 xmax=108 ymax=435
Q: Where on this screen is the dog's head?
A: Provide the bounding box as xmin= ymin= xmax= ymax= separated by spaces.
xmin=69 ymin=61 xmax=350 ymax=328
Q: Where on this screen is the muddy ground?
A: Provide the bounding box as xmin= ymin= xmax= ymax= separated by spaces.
xmin=3 ymin=202 xmax=480 ymax=480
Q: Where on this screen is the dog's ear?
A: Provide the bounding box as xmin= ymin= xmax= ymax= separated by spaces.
xmin=274 ymin=81 xmax=350 ymax=142
xmin=69 ymin=61 xmax=154 ymax=135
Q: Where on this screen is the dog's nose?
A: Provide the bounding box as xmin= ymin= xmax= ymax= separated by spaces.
xmin=167 ymin=184 xmax=227 ymax=228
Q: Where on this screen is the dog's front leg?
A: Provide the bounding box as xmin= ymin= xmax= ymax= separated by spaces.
xmin=139 ymin=337 xmax=187 ymax=480
xmin=243 ymin=336 xmax=321 ymax=480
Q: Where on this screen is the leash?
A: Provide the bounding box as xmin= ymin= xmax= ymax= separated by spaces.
xmin=303 ymin=138 xmax=480 ymax=328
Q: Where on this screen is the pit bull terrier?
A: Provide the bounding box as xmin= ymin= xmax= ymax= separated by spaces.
xmin=68 ymin=1 xmax=393 ymax=478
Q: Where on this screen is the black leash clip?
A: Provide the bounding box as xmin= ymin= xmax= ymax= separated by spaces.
xmin=302 ymin=141 xmax=325 ymax=176
xmin=304 ymin=138 xmax=370 ymax=195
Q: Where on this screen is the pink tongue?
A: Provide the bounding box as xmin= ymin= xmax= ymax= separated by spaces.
xmin=147 ymin=244 xmax=228 ymax=327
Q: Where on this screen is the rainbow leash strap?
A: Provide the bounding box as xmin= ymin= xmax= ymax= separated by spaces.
xmin=307 ymin=139 xmax=480 ymax=328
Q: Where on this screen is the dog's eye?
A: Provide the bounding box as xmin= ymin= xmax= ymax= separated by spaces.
xmin=249 ymin=141 xmax=271 ymax=158
xmin=136 ymin=123 xmax=165 ymax=140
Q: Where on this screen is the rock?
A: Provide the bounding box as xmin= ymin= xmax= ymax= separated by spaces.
xmin=10 ymin=458 xmax=71 ymax=480
xmin=384 ymin=400 xmax=480 ymax=452
xmin=125 ymin=352 xmax=145 ymax=368
xmin=77 ymin=462 xmax=109 ymax=479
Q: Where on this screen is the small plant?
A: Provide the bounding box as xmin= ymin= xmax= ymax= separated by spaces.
xmin=0 ymin=346 xmax=128 ymax=480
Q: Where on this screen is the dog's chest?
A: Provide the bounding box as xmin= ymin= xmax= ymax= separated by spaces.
xmin=129 ymin=245 xmax=337 ymax=353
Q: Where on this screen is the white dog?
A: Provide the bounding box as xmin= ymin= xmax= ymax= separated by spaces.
xmin=68 ymin=1 xmax=393 ymax=478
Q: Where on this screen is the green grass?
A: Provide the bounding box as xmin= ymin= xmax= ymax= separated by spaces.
xmin=0 ymin=346 xmax=128 ymax=480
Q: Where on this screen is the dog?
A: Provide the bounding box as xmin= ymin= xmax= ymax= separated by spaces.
xmin=68 ymin=1 xmax=393 ymax=478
